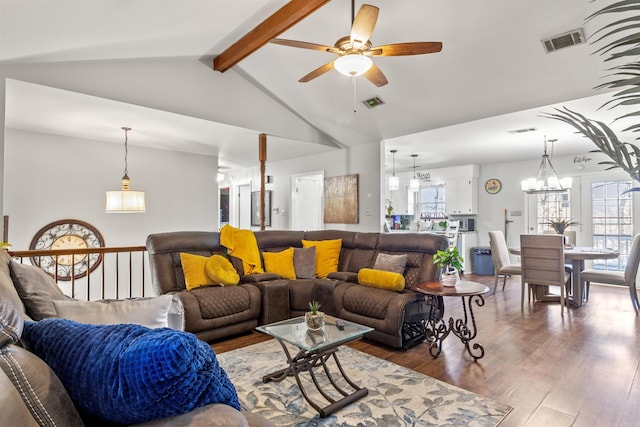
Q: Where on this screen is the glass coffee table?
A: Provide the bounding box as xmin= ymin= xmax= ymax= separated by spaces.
xmin=256 ymin=315 xmax=373 ymax=418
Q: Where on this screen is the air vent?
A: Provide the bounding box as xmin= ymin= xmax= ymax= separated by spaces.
xmin=542 ymin=28 xmax=585 ymax=53
xmin=363 ymin=96 xmax=385 ymax=109
xmin=507 ymin=127 xmax=537 ymax=134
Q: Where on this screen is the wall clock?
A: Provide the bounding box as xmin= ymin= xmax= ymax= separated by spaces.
xmin=29 ymin=219 xmax=105 ymax=281
xmin=485 ymin=179 xmax=502 ymax=194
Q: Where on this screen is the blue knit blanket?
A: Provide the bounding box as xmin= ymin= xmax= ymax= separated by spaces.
xmin=22 ymin=319 xmax=239 ymax=425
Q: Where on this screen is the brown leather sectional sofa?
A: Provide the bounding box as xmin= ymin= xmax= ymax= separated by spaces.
xmin=146 ymin=230 xmax=448 ymax=349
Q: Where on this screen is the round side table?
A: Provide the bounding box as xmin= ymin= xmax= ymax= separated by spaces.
xmin=414 ymin=280 xmax=489 ymax=361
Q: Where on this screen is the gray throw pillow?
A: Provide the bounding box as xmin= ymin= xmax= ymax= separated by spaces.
xmin=294 ymin=246 xmax=316 ymax=279
xmin=53 ymin=295 xmax=176 ymax=329
xmin=373 ymin=253 xmax=408 ymax=274
xmin=9 ymin=261 xmax=70 ymax=320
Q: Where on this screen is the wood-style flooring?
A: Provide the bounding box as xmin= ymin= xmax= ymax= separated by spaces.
xmin=211 ymin=274 xmax=640 ymax=427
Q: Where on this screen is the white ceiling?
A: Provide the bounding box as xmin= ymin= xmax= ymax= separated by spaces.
xmin=0 ymin=0 xmax=629 ymax=171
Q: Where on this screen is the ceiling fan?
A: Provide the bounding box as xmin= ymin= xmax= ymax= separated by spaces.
xmin=269 ymin=1 xmax=443 ymax=87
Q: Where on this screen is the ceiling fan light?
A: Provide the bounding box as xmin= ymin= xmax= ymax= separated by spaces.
xmin=334 ymin=54 xmax=372 ymax=76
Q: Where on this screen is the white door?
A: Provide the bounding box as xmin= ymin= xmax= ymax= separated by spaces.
xmin=291 ymin=172 xmax=324 ymax=231
xmin=238 ymin=184 xmax=251 ymax=229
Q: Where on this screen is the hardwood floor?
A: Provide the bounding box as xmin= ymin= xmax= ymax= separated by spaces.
xmin=211 ymin=274 xmax=640 ymax=426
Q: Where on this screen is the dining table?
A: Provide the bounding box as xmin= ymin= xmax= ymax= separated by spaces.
xmin=509 ymin=245 xmax=619 ymax=307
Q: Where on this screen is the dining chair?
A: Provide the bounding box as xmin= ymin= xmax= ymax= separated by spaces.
xmin=580 ymin=233 xmax=640 ymax=313
xmin=520 ymin=234 xmax=571 ymax=313
xmin=488 ymin=231 xmax=521 ymax=294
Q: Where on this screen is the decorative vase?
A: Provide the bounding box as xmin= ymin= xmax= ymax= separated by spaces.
xmin=305 ymin=311 xmax=326 ymax=330
xmin=440 ymin=270 xmax=459 ymax=287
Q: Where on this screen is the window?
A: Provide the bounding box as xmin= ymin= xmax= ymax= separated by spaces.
xmin=536 ymin=191 xmax=571 ymax=233
xmin=592 ymin=180 xmax=633 ymax=271
xmin=419 ymin=185 xmax=446 ymax=219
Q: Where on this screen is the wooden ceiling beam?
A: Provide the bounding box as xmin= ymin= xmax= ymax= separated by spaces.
xmin=213 ymin=0 xmax=331 ymax=73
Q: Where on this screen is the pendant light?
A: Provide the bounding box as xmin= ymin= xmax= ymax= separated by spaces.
xmin=521 ymin=136 xmax=572 ymax=194
xmin=409 ymin=154 xmax=420 ymax=192
xmin=105 ymin=127 xmax=146 ymax=213
xmin=388 ymin=149 xmax=399 ymax=190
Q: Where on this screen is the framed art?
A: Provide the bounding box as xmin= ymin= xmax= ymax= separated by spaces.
xmin=324 ymin=174 xmax=359 ymax=224
xmin=251 ymin=190 xmax=271 ymax=227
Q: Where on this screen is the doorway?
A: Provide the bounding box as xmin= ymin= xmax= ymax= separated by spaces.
xmin=291 ymin=172 xmax=324 ymax=231
xmin=219 ymin=187 xmax=229 ymax=227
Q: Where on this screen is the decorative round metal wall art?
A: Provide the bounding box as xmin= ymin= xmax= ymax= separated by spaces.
xmin=29 ymin=219 xmax=105 ymax=280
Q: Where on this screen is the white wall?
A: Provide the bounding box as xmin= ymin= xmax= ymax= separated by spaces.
xmin=4 ymin=129 xmax=218 ymax=250
xmin=221 ymin=142 xmax=382 ymax=232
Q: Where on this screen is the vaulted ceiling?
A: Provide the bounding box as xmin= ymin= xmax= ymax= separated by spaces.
xmin=0 ymin=0 xmax=624 ymax=171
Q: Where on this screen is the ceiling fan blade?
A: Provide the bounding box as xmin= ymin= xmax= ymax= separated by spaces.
xmin=370 ymin=42 xmax=443 ymax=56
xmin=270 ymin=38 xmax=333 ymax=52
xmin=350 ymin=4 xmax=379 ymax=47
xmin=299 ymin=61 xmax=335 ymax=82
xmin=364 ymin=64 xmax=388 ymax=87
xmin=214 ymin=0 xmax=331 ymax=72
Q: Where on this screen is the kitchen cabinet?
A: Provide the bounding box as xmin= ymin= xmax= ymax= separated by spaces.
xmin=445 ymin=177 xmax=478 ymax=215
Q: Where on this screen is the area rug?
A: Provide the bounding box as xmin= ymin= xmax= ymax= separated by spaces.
xmin=217 ymin=340 xmax=512 ymax=426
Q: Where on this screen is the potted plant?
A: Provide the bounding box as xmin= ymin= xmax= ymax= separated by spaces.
xmin=432 ymin=246 xmax=464 ymax=287
xmin=545 ymin=218 xmax=579 ymax=235
xmin=305 ymin=300 xmax=325 ymax=331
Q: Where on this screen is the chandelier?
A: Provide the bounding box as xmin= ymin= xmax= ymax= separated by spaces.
xmin=521 ymin=136 xmax=572 ymax=194
xmin=105 ymin=127 xmax=146 ymax=213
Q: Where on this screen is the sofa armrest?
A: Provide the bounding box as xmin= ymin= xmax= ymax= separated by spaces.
xmin=240 ymin=273 xmax=280 ymax=283
xmin=327 ymin=271 xmax=358 ymax=282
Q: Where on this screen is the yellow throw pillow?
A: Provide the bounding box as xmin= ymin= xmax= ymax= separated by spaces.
xmin=262 ymin=248 xmax=296 ymax=280
xmin=302 ymin=239 xmax=342 ymax=278
xmin=205 ymin=255 xmax=240 ymax=286
xmin=180 ymin=253 xmax=210 ymax=291
xmin=357 ymin=268 xmax=405 ymax=292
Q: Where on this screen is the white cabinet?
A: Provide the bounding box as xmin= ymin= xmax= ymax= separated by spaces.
xmin=445 ymin=177 xmax=478 ymax=215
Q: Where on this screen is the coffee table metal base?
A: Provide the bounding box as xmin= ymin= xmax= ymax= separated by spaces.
xmin=262 ymin=339 xmax=368 ymax=418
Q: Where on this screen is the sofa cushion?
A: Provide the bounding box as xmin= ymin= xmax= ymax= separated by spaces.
xmin=0 ymin=344 xmax=84 ymax=426
xmin=294 ymin=246 xmax=316 ymax=279
xmin=205 ymin=255 xmax=240 ymax=286
xmin=373 ymin=253 xmax=408 ymax=274
xmin=22 ymin=319 xmax=240 ymax=425
xmin=357 ymin=268 xmax=405 ymax=292
xmin=0 ymin=269 xmax=24 ymax=347
xmin=342 ymin=285 xmax=395 ymax=320
xmin=302 ymin=239 xmax=342 ymax=278
xmin=262 ymin=248 xmax=296 ymax=280
xmin=52 ymin=295 xmax=175 ymax=328
xmin=8 ymin=261 xmax=70 ymax=320
xmin=192 ymin=285 xmax=252 ymax=319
